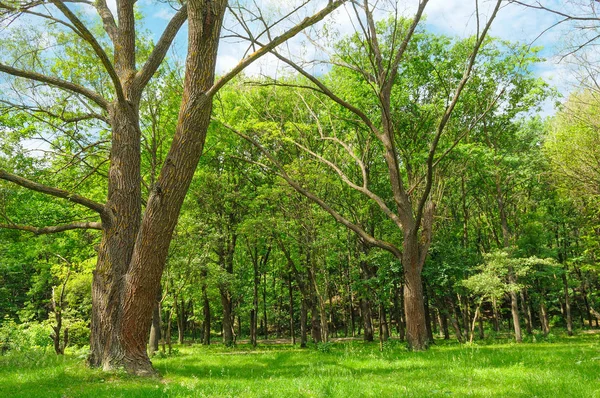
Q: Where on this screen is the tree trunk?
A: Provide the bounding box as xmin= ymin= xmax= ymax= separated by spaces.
xmin=88 ymin=0 xmax=228 ymax=375
xmin=358 ymin=251 xmax=375 ymax=342
xmin=423 ymin=286 xmax=434 ymax=344
xmin=379 ymin=303 xmax=389 ymax=342
xmin=262 ymin=271 xmax=268 ymax=340
xmin=166 ymin=307 xmax=173 ymax=355
xmin=508 ymin=271 xmax=523 ymax=343
xmin=89 ymin=100 xmax=142 ymax=371
xmin=348 ymin=273 xmax=356 ymax=337
xmin=398 ymin=284 xmax=406 ymax=341
xmin=300 ymin=297 xmax=308 ymax=348
xmin=148 ymin=289 xmax=161 ymax=353
xmin=520 ymin=289 xmax=532 ymax=335
xmin=310 ymin=296 xmax=322 ymax=343
xmin=220 ymin=287 xmax=234 ymax=347
xmin=402 ymin=232 xmax=428 ymax=351
xmin=446 ymin=296 xmax=464 ymax=343
xmin=251 ymin=258 xmax=259 ymax=347
xmin=491 ymin=296 xmax=500 ymax=332
xmin=202 ymin=291 xmax=211 ymax=346
xmin=440 ymin=311 xmax=449 ymax=340
xmin=539 ymin=301 xmax=550 ymax=336
xmin=177 ymin=297 xmax=185 ymax=344
xmin=288 ymin=276 xmax=295 ymax=344
xmin=360 ymin=298 xmax=374 ymax=342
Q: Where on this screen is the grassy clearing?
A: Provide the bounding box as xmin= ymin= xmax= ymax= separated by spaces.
xmin=1 ymin=333 xmax=599 ymax=397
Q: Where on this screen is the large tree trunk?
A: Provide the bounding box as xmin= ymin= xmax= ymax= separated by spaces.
xmin=116 ymin=1 xmax=227 ymax=374
xmin=89 ymin=100 xmax=142 ymax=371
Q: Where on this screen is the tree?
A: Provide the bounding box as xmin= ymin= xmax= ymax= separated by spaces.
xmin=223 ymin=1 xmax=506 ymax=350
xmin=0 ymin=0 xmax=343 ymax=374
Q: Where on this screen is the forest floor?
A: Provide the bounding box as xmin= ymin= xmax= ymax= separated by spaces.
xmin=1 ymin=332 xmax=599 ymax=397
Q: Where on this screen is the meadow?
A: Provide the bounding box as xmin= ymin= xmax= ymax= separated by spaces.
xmin=1 ymin=332 xmax=599 ymax=397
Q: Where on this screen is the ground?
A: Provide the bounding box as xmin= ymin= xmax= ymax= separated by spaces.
xmin=1 ymin=333 xmax=599 ymax=397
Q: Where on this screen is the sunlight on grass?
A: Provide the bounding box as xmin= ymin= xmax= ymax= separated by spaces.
xmin=1 ymin=334 xmax=599 ymax=397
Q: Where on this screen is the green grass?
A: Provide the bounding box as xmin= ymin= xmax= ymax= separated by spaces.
xmin=1 ymin=333 xmax=600 ymax=397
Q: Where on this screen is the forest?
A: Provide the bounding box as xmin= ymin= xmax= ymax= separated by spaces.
xmin=1 ymin=0 xmax=599 ymax=397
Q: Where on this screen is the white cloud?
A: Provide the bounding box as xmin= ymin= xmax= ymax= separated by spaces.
xmin=153 ymin=8 xmax=175 ymax=21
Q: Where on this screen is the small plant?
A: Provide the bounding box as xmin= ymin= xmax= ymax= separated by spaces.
xmin=315 ymin=341 xmax=333 ymax=353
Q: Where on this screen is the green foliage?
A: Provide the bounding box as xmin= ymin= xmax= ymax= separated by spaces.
xmin=463 ymin=250 xmax=559 ymax=301
xmin=0 ymin=317 xmax=52 ymax=352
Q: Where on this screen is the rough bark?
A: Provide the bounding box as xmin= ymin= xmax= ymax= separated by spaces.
xmin=403 ymin=232 xmax=428 ymax=350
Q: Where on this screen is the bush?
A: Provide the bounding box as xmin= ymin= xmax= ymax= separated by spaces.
xmin=315 ymin=341 xmax=333 ymax=353
xmin=0 ymin=317 xmax=52 ymax=353
xmin=66 ymin=319 xmax=90 ymax=347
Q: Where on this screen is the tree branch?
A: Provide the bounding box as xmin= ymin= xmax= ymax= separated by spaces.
xmin=0 ymin=169 xmax=107 ymax=215
xmin=0 ymin=63 xmax=108 ymax=109
xmin=415 ymin=0 xmax=502 ymax=227
xmin=270 ymin=50 xmax=382 ymax=136
xmin=219 ymin=120 xmax=402 ymax=259
xmin=94 ymin=0 xmax=118 ymax=42
xmin=0 ymin=221 xmax=102 ymax=234
xmin=206 ymin=0 xmax=345 ymax=98
xmin=135 ymin=4 xmax=188 ymax=90
xmin=50 ymin=0 xmax=125 ymax=103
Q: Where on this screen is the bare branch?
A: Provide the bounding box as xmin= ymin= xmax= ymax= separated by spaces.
xmin=509 ymin=0 xmax=600 ymax=22
xmin=50 ymin=0 xmax=125 ymax=103
xmin=290 ymin=129 xmax=403 ymax=228
xmin=0 ymin=221 xmax=102 ymax=234
xmin=0 ymin=169 xmax=107 ymax=215
xmin=386 ymin=0 xmax=429 ymax=88
xmin=207 ymin=0 xmax=345 ymax=98
xmin=270 ymin=50 xmax=382 ymax=136
xmin=0 ymin=99 xmax=109 ymax=124
xmin=135 ymin=4 xmax=188 ymax=90
xmin=219 ymin=120 xmax=402 ymax=259
xmin=415 ymin=0 xmax=502 ymax=227
xmin=0 ymin=63 xmax=108 ymax=109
